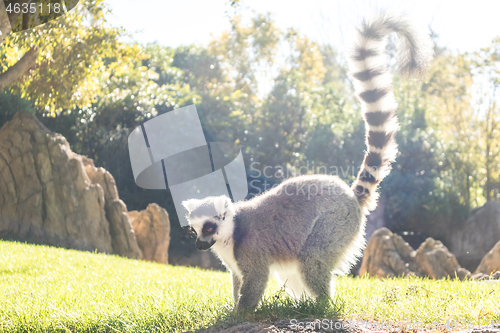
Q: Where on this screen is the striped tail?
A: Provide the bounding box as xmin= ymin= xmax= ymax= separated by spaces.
xmin=349 ymin=13 xmax=433 ymax=211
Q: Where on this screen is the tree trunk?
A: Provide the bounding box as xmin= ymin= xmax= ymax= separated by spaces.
xmin=0 ymin=1 xmax=11 ymax=44
xmin=486 ymin=139 xmax=491 ymax=202
xmin=466 ymin=172 xmax=470 ymax=211
xmin=0 ymin=0 xmax=39 ymax=92
xmin=0 ymin=46 xmax=38 ymax=91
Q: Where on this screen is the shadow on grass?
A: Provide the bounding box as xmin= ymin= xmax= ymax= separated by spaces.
xmin=0 ymin=265 xmax=32 ymax=276
xmin=195 ymin=288 xmax=346 ymax=332
xmin=1 ymin=291 xmax=345 ymax=333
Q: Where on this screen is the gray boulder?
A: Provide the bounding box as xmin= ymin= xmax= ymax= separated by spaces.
xmin=170 ymin=250 xmax=224 ymax=270
xmin=474 ymin=240 xmax=500 ymax=276
xmin=448 ymin=201 xmax=500 ymax=271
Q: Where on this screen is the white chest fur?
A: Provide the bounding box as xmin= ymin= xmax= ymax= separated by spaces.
xmin=212 ymin=241 xmax=243 ymax=279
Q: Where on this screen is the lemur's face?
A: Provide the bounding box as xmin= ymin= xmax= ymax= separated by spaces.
xmin=191 ymin=218 xmax=220 ymax=251
xmin=182 ymin=196 xmax=235 ymax=251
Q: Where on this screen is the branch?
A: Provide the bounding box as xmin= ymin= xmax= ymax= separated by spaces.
xmin=7 ymin=0 xmax=32 ymax=28
xmin=0 ymin=46 xmax=38 ymax=91
xmin=0 ymin=1 xmax=11 ymax=44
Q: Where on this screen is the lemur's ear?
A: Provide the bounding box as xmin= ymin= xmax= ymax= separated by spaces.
xmin=182 ymin=199 xmax=201 ymax=214
xmin=214 ymin=195 xmax=235 ymax=217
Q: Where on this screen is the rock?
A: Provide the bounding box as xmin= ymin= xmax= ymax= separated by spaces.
xmin=0 ymin=112 xmax=141 ymax=259
xmin=188 ymin=322 xmax=269 ymax=333
xmin=471 ymin=272 xmax=485 ymax=280
xmin=448 ymin=201 xmax=500 ymax=271
xmin=128 ymin=203 xmax=170 ymax=264
xmin=360 ymin=227 xmax=471 ymax=279
xmin=169 ymin=250 xmax=224 ymax=270
xmin=414 ymin=238 xmax=465 ymax=279
xmin=83 ymin=157 xmax=142 ymax=259
xmin=359 ymin=227 xmax=417 ymax=278
xmin=474 ymin=240 xmax=500 ymax=276
xmin=470 ymin=271 xmax=500 ymax=281
xmin=456 ymin=267 xmax=472 ymax=280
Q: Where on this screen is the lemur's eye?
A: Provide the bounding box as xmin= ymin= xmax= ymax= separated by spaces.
xmin=222 ymin=216 xmax=225 ymax=220
xmin=202 ymin=222 xmax=217 ymax=236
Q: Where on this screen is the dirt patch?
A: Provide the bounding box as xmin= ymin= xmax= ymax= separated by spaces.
xmin=187 ymin=319 xmax=500 ymax=333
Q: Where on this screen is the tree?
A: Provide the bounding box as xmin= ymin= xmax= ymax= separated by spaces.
xmin=0 ymin=0 xmax=126 ymax=113
xmin=471 ymin=39 xmax=500 ymax=201
xmin=422 ymin=52 xmax=481 ymax=210
xmin=0 ymin=0 xmax=47 ymax=90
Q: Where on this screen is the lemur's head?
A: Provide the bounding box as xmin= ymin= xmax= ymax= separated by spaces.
xmin=182 ymin=195 xmax=235 ymax=251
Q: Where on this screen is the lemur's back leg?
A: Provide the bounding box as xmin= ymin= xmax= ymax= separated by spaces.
xmin=300 ymin=258 xmax=333 ymax=299
xmin=299 ymin=211 xmax=361 ymax=298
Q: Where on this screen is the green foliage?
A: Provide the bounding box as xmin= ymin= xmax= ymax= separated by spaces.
xmin=6 ymin=0 xmax=80 ymax=32
xmin=0 ymin=91 xmax=35 ymax=126
xmin=1 ymin=0 xmax=124 ymax=113
xmin=379 ymin=69 xmax=469 ymax=235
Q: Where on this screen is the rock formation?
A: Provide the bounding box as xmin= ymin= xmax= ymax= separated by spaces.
xmin=0 ymin=112 xmax=170 ymax=264
xmin=170 ymin=250 xmax=224 ymax=270
xmin=474 ymin=240 xmax=500 ymax=276
xmin=0 ymin=112 xmax=117 ymax=254
xmin=83 ymin=157 xmax=142 ymax=259
xmin=359 ymin=227 xmax=417 ymax=278
xmin=128 ymin=203 xmax=170 ymax=264
xmin=360 ymin=227 xmax=470 ymax=280
xmin=471 ymin=271 xmax=500 ymax=281
xmin=414 ymin=238 xmax=469 ymax=280
xmin=448 ymin=201 xmax=500 ymax=271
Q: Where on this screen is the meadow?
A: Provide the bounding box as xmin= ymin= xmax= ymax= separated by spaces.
xmin=1 ymin=240 xmax=499 ymax=333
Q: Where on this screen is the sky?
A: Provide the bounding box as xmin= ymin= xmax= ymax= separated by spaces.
xmin=105 ymin=0 xmax=500 ymax=54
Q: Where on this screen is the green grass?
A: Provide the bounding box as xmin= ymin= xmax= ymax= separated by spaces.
xmin=1 ymin=240 xmax=499 ymax=332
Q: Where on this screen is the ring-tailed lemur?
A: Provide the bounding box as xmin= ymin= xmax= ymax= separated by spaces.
xmin=182 ymin=13 xmax=433 ymax=311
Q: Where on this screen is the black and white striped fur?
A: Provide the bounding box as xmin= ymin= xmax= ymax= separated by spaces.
xmin=349 ymin=13 xmax=433 ymax=211
xmin=182 ymin=13 xmax=433 ymax=312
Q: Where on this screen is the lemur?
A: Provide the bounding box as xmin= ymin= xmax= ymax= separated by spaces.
xmin=182 ymin=13 xmax=433 ymax=311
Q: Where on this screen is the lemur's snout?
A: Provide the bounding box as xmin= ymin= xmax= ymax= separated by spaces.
xmin=196 ymin=238 xmax=216 ymax=251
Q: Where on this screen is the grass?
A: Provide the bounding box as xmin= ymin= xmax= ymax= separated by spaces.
xmin=0 ymin=240 xmax=499 ymax=333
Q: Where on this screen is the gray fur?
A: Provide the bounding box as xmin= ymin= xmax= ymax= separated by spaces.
xmin=183 ymin=175 xmax=364 ymax=311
